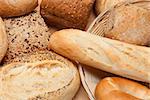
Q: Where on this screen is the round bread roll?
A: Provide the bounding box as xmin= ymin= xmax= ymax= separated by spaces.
xmin=95 ymin=0 xmax=125 ymax=15
xmin=0 ymin=0 xmax=38 ymax=17
xmin=95 ymin=1 xmax=150 ymax=45
xmin=0 ymin=60 xmax=80 ymax=100
xmin=40 ymin=0 xmax=95 ymax=30
xmin=95 ymin=77 xmax=150 ymax=100
xmin=3 ymin=12 xmax=52 ymax=64
xmin=0 ymin=17 xmax=8 ymax=63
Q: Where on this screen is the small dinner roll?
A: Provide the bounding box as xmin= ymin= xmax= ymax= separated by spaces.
xmin=0 ymin=0 xmax=38 ymax=17
xmin=95 ymin=77 xmax=150 ymax=100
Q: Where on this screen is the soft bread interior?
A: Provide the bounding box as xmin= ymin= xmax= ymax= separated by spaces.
xmin=0 ymin=60 xmax=77 ymax=100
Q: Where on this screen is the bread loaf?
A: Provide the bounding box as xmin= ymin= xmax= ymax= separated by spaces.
xmin=95 ymin=77 xmax=150 ymax=100
xmin=0 ymin=60 xmax=80 ymax=100
xmin=0 ymin=17 xmax=8 ymax=63
xmin=0 ymin=0 xmax=38 ymax=17
xmin=40 ymin=0 xmax=95 ymax=30
xmin=50 ymin=29 xmax=150 ymax=83
xmin=94 ymin=0 xmax=150 ymax=45
xmin=3 ymin=12 xmax=52 ymax=64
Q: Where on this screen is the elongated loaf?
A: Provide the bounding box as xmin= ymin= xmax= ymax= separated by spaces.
xmin=0 ymin=59 xmax=80 ymax=100
xmin=95 ymin=77 xmax=150 ymax=100
xmin=0 ymin=17 xmax=8 ymax=63
xmin=0 ymin=0 xmax=38 ymax=17
xmin=50 ymin=29 xmax=150 ymax=83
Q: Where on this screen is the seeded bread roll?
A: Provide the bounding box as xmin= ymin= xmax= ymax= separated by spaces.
xmin=40 ymin=0 xmax=95 ymax=30
xmin=0 ymin=18 xmax=8 ymax=63
xmin=3 ymin=12 xmax=52 ymax=64
xmin=0 ymin=0 xmax=38 ymax=17
xmin=0 ymin=60 xmax=80 ymax=100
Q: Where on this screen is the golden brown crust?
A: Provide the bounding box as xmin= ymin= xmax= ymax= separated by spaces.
xmin=40 ymin=0 xmax=95 ymax=30
xmin=95 ymin=77 xmax=150 ymax=100
xmin=0 ymin=17 xmax=8 ymax=63
xmin=0 ymin=0 xmax=38 ymax=17
xmin=50 ymin=29 xmax=150 ymax=83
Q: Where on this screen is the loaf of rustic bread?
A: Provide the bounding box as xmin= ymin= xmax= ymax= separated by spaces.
xmin=0 ymin=59 xmax=80 ymax=100
xmin=3 ymin=11 xmax=52 ymax=64
xmin=40 ymin=0 xmax=95 ymax=30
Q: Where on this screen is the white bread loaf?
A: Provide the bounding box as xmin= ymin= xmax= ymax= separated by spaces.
xmin=0 ymin=59 xmax=80 ymax=100
xmin=50 ymin=29 xmax=150 ymax=83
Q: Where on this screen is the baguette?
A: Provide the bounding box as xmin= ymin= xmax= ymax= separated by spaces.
xmin=50 ymin=29 xmax=150 ymax=83
xmin=95 ymin=77 xmax=150 ymax=100
xmin=0 ymin=17 xmax=8 ymax=63
xmin=0 ymin=60 xmax=80 ymax=100
xmin=0 ymin=0 xmax=38 ymax=17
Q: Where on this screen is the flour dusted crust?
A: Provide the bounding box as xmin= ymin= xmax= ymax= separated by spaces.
xmin=95 ymin=0 xmax=150 ymax=45
xmin=50 ymin=29 xmax=150 ymax=83
xmin=3 ymin=12 xmax=52 ymax=64
xmin=0 ymin=17 xmax=8 ymax=63
xmin=0 ymin=60 xmax=80 ymax=100
xmin=0 ymin=0 xmax=38 ymax=17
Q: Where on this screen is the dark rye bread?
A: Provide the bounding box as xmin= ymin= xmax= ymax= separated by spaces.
xmin=40 ymin=0 xmax=95 ymax=30
xmin=3 ymin=11 xmax=52 ymax=64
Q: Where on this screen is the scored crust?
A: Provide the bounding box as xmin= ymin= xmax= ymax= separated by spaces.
xmin=0 ymin=17 xmax=8 ymax=63
xmin=0 ymin=59 xmax=80 ymax=100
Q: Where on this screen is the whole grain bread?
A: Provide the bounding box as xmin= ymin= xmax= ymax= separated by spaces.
xmin=40 ymin=0 xmax=95 ymax=30
xmin=3 ymin=11 xmax=52 ymax=64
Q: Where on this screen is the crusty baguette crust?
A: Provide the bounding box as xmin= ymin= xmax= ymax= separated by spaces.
xmin=95 ymin=77 xmax=150 ymax=100
xmin=0 ymin=60 xmax=80 ymax=100
xmin=50 ymin=29 xmax=150 ymax=83
xmin=0 ymin=0 xmax=38 ymax=17
xmin=0 ymin=18 xmax=8 ymax=63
